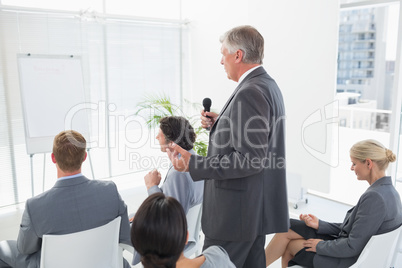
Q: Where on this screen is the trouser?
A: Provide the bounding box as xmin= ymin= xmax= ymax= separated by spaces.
xmin=0 ymin=240 xmax=38 ymax=268
xmin=203 ymin=234 xmax=266 ymax=268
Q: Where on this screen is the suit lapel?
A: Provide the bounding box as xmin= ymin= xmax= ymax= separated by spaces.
xmin=211 ymin=67 xmax=267 ymax=133
xmin=164 ymin=164 xmax=173 ymax=183
xmin=211 ymin=85 xmax=241 ymax=132
xmin=340 ymin=207 xmax=354 ymax=229
xmin=339 ymin=177 xmax=390 ymax=233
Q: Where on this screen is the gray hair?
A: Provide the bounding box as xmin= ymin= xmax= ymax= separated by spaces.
xmin=350 ymin=139 xmax=396 ymax=171
xmin=219 ymin=25 xmax=264 ymax=64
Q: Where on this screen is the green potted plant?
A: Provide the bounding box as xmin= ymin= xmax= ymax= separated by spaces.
xmin=134 ymin=94 xmax=209 ymax=156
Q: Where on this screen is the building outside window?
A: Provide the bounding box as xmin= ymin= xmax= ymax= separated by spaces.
xmin=312 ymin=1 xmax=402 ymax=205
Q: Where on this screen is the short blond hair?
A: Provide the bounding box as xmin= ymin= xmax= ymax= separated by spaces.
xmin=350 ymin=139 xmax=396 ymax=171
xmin=53 ymin=130 xmax=86 ymax=172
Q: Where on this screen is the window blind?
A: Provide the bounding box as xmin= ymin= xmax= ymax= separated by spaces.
xmin=0 ymin=7 xmax=187 ymax=206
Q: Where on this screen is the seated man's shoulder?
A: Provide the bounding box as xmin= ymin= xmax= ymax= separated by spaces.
xmin=87 ymin=179 xmax=119 ymax=192
xmin=27 ymin=179 xmax=118 ymax=205
xmin=89 ymin=179 xmax=116 ymax=187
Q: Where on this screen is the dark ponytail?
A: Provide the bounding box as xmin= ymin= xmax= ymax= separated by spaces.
xmin=131 ymin=193 xmax=188 ymax=268
xmin=141 ymin=253 xmax=178 ymax=268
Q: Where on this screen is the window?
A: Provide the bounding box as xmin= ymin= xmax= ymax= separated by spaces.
xmin=311 ymin=1 xmax=401 ymax=205
xmin=0 ymin=3 xmax=187 ymax=207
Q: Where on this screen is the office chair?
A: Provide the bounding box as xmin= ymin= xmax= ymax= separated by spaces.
xmin=40 ymin=216 xmax=128 ymax=268
xmin=184 ymin=203 xmax=203 ymax=258
xmin=289 ymin=225 xmax=402 ymax=268
xmin=349 ymin=225 xmax=402 ymax=268
xmin=391 ymin=224 xmax=402 ymax=267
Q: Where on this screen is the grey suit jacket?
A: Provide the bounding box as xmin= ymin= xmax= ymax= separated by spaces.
xmin=314 ymin=176 xmax=402 ymax=268
xmin=148 ymin=150 xmax=204 ymax=214
xmin=189 ymin=67 xmax=289 ymax=241
xmin=200 ymin=246 xmax=236 ymax=268
xmin=17 ymin=175 xmax=131 ymax=268
xmin=132 ymin=150 xmax=204 ymax=266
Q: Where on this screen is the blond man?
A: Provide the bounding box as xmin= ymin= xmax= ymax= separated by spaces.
xmin=0 ymin=130 xmax=131 ymax=268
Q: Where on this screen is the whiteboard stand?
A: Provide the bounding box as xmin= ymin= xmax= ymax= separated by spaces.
xmin=30 ymin=150 xmax=95 ymax=197
xmin=18 ymin=54 xmax=93 ymax=192
xmin=87 ymin=148 xmax=95 ymax=179
xmin=42 ymin=153 xmax=46 ymax=192
xmin=30 ymin=154 xmax=34 ymax=197
xmin=18 ymin=54 xmax=90 ymax=157
xmin=30 ymin=153 xmax=48 ymax=196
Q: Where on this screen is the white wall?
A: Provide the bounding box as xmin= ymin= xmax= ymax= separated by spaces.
xmin=181 ymin=0 xmax=249 ymax=109
xmin=183 ymin=0 xmax=340 ymax=192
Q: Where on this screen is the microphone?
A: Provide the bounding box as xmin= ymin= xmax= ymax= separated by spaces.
xmin=202 ymin=98 xmax=212 ymax=130
xmin=203 ymin=98 xmax=212 ymax=113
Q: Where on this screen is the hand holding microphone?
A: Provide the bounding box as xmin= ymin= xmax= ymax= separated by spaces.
xmin=202 ymin=98 xmax=217 ymax=130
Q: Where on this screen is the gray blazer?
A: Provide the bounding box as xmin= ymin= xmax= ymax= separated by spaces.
xmin=148 ymin=150 xmax=204 ymax=214
xmin=189 ymin=67 xmax=289 ymax=241
xmin=17 ymin=175 xmax=131 ymax=268
xmin=200 ymin=246 xmax=236 ymax=268
xmin=315 ymin=176 xmax=402 ymax=268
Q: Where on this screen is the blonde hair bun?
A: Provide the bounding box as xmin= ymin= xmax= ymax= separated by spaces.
xmin=386 ymin=149 xmax=396 ymax=163
xmin=350 ymin=139 xmax=396 ymax=171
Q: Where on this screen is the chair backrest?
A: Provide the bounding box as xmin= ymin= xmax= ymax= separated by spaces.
xmin=184 ymin=203 xmax=203 ymax=258
xmin=390 ymin=224 xmax=402 ymax=267
xmin=349 ymin=225 xmax=402 ymax=268
xmin=40 ymin=216 xmax=122 ymax=268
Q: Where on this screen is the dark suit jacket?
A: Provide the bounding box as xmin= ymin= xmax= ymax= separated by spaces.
xmin=314 ymin=176 xmax=402 ymax=268
xmin=189 ymin=67 xmax=289 ymax=241
xmin=17 ymin=175 xmax=131 ymax=268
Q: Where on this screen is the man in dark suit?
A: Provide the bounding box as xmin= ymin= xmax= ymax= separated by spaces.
xmin=0 ymin=130 xmax=131 ymax=268
xmin=168 ymin=25 xmax=290 ymax=268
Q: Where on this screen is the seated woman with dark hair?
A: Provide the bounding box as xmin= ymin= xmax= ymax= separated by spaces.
xmin=143 ymin=116 xmax=204 ymax=214
xmin=130 ymin=116 xmax=204 ymax=265
xmin=131 ymin=193 xmax=235 ymax=268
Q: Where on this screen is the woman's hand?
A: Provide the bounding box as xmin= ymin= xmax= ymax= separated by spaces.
xmin=304 ymin=239 xmax=322 ymax=252
xmin=299 ymin=213 xmax=319 ymax=230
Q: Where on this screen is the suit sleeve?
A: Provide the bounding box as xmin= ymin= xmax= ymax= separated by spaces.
xmin=190 ymin=86 xmax=272 ymax=181
xmin=317 ymin=220 xmax=342 ymax=235
xmin=17 ymin=202 xmax=41 ymax=255
xmin=316 ymin=192 xmax=386 ymax=258
xmin=147 ymin=185 xmax=162 ymax=196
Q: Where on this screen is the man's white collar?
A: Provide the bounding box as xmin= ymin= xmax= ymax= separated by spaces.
xmin=238 ymin=65 xmax=262 ymax=84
